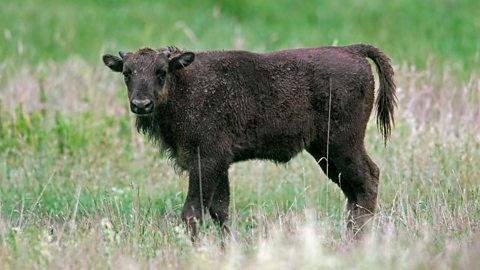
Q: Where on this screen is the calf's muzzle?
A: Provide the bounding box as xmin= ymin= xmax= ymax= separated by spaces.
xmin=130 ymin=98 xmax=153 ymax=115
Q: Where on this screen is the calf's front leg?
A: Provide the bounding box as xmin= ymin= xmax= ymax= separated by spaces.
xmin=208 ymin=170 xmax=231 ymax=236
xmin=181 ymin=157 xmax=230 ymax=240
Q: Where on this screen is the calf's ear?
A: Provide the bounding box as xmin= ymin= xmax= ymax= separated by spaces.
xmin=169 ymin=52 xmax=195 ymax=72
xmin=102 ymin=54 xmax=123 ymax=72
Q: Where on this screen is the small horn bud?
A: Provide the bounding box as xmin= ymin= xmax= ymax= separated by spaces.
xmin=119 ymin=51 xmax=130 ymax=59
xmin=161 ymin=50 xmax=171 ymax=58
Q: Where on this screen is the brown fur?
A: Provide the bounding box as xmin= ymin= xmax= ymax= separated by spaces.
xmin=102 ymin=44 xmax=396 ymax=239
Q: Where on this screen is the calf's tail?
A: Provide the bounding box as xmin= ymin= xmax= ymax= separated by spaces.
xmin=348 ymin=44 xmax=397 ymax=145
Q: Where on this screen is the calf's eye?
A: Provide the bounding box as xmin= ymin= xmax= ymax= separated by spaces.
xmin=156 ymin=69 xmax=166 ymax=78
xmin=122 ymin=71 xmax=131 ymax=82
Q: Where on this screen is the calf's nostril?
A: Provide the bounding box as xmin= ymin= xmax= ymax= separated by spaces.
xmin=145 ymin=100 xmax=153 ymax=109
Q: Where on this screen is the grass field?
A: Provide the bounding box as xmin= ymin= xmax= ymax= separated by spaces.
xmin=1 ymin=0 xmax=479 ymax=269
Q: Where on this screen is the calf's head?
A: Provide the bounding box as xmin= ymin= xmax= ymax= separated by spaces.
xmin=102 ymin=48 xmax=195 ymax=116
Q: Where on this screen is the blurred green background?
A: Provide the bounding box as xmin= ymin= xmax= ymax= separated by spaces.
xmin=1 ymin=0 xmax=479 ymax=72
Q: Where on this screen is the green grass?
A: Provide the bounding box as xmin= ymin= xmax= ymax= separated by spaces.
xmin=1 ymin=0 xmax=480 ymax=268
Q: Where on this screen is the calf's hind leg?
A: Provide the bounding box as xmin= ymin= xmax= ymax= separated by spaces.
xmin=335 ymin=147 xmax=380 ymax=237
xmin=307 ymin=145 xmax=357 ymax=226
xmin=308 ymin=144 xmax=379 ymax=238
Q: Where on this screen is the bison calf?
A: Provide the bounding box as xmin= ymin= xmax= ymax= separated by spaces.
xmin=102 ymin=44 xmax=396 ymax=239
